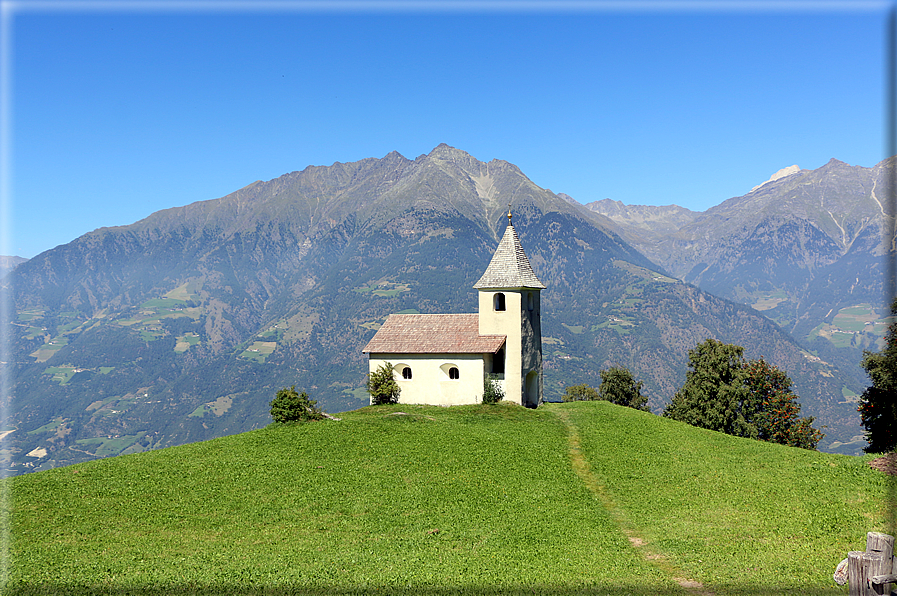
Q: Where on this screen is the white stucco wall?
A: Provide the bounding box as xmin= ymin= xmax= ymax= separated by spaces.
xmin=368 ymin=353 xmax=486 ymax=406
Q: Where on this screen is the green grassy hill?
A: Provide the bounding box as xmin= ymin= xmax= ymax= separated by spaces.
xmin=6 ymin=402 xmax=891 ymax=595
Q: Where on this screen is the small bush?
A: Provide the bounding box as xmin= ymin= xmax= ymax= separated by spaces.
xmin=483 ymin=374 xmax=504 ymax=404
xmin=599 ymin=367 xmax=649 ymax=411
xmin=270 ymin=386 xmax=324 ymax=423
xmin=562 ymin=383 xmax=601 ymax=402
xmin=367 ymin=362 xmax=400 ymax=405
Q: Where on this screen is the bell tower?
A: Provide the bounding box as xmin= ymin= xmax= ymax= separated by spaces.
xmin=473 ymin=209 xmax=546 ymax=407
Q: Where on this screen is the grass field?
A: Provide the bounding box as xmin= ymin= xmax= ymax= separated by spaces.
xmin=6 ymin=401 xmax=892 ymax=595
xmin=806 ymin=304 xmax=891 ymax=350
xmin=239 ymin=341 xmax=278 ymax=363
xmin=175 ymin=332 xmax=201 ymax=353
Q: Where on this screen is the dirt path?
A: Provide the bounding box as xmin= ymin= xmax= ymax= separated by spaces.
xmin=552 ymin=408 xmax=714 ymax=596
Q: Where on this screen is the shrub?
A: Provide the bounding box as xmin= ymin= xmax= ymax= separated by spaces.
xmin=367 ymin=362 xmax=400 ymax=405
xmin=483 ymin=374 xmax=504 ymax=404
xmin=599 ymin=367 xmax=649 ymax=411
xmin=270 ymin=386 xmax=324 ymax=423
xmin=562 ymin=383 xmax=601 ymax=402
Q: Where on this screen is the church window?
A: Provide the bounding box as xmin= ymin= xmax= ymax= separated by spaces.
xmin=402 ymin=367 xmax=412 ymax=380
xmin=528 ymin=292 xmax=534 ymax=311
xmin=449 ymin=367 xmax=460 ymax=380
xmin=494 ymin=293 xmax=506 ymax=311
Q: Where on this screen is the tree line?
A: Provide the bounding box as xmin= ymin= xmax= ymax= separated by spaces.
xmin=565 ymin=338 xmax=823 ymax=450
xmin=273 ymin=299 xmax=897 ymax=455
xmin=272 ymin=338 xmax=845 ymax=453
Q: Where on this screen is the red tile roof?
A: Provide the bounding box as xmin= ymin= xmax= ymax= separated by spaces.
xmin=363 ymin=314 xmax=506 ymax=354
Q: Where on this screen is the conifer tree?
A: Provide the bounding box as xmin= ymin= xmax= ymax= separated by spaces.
xmin=664 ymin=339 xmax=753 ymax=437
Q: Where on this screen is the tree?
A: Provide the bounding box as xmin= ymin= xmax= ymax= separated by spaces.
xmin=664 ymin=339 xmax=754 ymax=437
xmin=367 ymin=362 xmax=400 ymax=405
xmin=270 ymin=386 xmax=324 ymax=423
xmin=743 ymin=357 xmax=822 ymax=449
xmin=482 ymin=374 xmax=505 ymax=404
xmin=859 ymin=299 xmax=897 ymax=453
xmin=562 ymin=383 xmax=601 ymax=402
xmin=599 ymin=366 xmax=649 ymax=411
xmin=664 ymin=339 xmax=822 ymax=450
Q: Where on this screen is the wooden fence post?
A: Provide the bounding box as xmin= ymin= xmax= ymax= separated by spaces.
xmin=847 ymin=532 xmax=896 ymax=596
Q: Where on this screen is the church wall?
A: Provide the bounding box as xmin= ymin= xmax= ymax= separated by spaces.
xmin=368 ymin=353 xmax=486 ymax=406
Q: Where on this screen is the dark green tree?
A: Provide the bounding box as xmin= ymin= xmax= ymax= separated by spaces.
xmin=599 ymin=366 xmax=649 ymax=411
xmin=743 ymin=357 xmax=822 ymax=450
xmin=665 ymin=339 xmax=822 ymax=450
xmin=859 ymin=299 xmax=897 ymax=453
xmin=367 ymin=362 xmax=400 ymax=405
xmin=270 ymin=386 xmax=324 ymax=423
xmin=664 ymin=339 xmax=755 ymax=437
xmin=562 ymin=383 xmax=601 ymax=402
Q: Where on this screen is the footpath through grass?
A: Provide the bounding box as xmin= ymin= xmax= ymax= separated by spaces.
xmin=5 ymin=401 xmax=892 ymax=595
xmin=560 ymin=401 xmax=892 ymax=595
xmin=8 ymin=403 xmax=681 ymax=595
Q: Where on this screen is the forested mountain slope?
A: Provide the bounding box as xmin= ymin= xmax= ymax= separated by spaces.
xmin=589 ymin=157 xmax=896 ymax=414
xmin=4 ymin=145 xmax=865 ymax=475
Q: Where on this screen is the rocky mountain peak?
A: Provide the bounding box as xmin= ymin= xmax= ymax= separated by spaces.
xmin=751 ymin=165 xmax=801 ymax=192
xmin=427 ymin=143 xmax=472 ymax=160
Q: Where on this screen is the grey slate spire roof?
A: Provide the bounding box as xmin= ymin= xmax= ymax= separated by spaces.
xmin=473 ymin=220 xmax=546 ymax=290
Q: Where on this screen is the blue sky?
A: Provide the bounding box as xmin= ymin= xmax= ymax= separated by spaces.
xmin=2 ymin=1 xmax=893 ymax=259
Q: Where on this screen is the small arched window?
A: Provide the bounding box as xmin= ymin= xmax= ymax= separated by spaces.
xmin=402 ymin=367 xmax=412 ymax=380
xmin=527 ymin=292 xmax=534 ymax=311
xmin=494 ymin=293 xmax=506 ymax=312
xmin=449 ymin=367 xmax=460 ymax=380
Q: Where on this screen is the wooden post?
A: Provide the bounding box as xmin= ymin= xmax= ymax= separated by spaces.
xmin=849 ymin=533 xmax=897 ymax=596
xmin=868 ymin=532 xmax=895 ymax=595
xmin=867 ymin=532 xmax=895 ymax=560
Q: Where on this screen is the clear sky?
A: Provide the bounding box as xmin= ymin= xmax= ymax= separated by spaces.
xmin=2 ymin=1 xmax=893 ymax=259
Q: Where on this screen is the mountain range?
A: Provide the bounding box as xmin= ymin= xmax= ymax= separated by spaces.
xmin=587 ymin=157 xmax=894 ymax=394
xmin=4 ymin=144 xmax=892 ymax=473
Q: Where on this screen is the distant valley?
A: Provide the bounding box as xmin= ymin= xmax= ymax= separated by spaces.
xmin=4 ymin=145 xmax=892 ymax=474
xmin=587 ymin=157 xmax=894 ymax=398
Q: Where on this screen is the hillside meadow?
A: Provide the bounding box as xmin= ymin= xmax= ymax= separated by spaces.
xmin=5 ymin=401 xmax=892 ymax=595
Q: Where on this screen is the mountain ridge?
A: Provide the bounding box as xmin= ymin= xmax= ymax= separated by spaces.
xmin=587 ymin=155 xmax=895 ymax=412
xmin=3 ymin=145 xmax=871 ymax=474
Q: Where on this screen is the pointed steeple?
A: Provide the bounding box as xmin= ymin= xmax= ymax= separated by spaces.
xmin=474 ymin=218 xmax=546 ymax=290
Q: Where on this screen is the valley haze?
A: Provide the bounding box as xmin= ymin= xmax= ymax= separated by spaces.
xmin=2 ymin=144 xmax=893 ymax=476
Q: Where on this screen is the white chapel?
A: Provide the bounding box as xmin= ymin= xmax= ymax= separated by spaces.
xmin=362 ymin=211 xmax=546 ymax=407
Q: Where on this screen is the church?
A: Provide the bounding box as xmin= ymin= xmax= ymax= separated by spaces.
xmin=362 ymin=211 xmax=546 ymax=407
